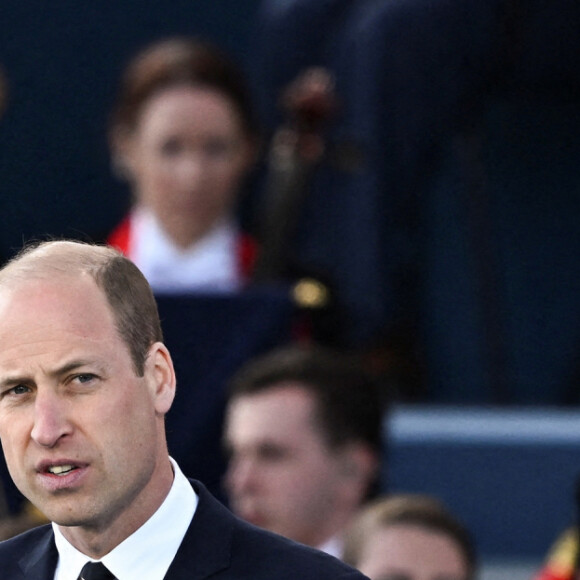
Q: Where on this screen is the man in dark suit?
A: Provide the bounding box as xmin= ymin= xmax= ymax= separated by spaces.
xmin=0 ymin=240 xmax=368 ymax=579
xmin=223 ymin=345 xmax=384 ymax=559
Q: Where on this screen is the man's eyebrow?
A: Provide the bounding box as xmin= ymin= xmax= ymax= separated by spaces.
xmin=0 ymin=375 xmax=30 ymax=390
xmin=0 ymin=359 xmax=101 ymax=388
xmin=257 ymin=441 xmax=290 ymax=454
xmin=50 ymin=360 xmax=95 ymax=377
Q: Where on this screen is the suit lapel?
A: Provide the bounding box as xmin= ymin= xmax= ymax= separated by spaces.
xmin=18 ymin=525 xmax=58 ymax=580
xmin=164 ymin=480 xmax=233 ymax=579
xmin=13 ymin=481 xmax=233 ymax=579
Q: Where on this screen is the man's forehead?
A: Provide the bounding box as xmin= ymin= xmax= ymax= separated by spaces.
xmin=234 ymin=383 xmax=318 ymax=416
xmin=0 ymin=271 xmax=102 ymax=302
xmin=0 ymin=283 xmax=127 ymax=379
xmin=228 ymin=385 xmax=323 ymax=441
xmin=0 ymin=275 xmax=114 ymax=340
xmin=246 ymin=381 xmax=316 ymax=401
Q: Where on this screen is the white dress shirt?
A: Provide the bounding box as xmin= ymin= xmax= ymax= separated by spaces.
xmin=53 ymin=458 xmax=197 ymax=580
xmin=317 ymin=534 xmax=344 ymax=560
xmin=130 ymin=207 xmax=242 ymax=294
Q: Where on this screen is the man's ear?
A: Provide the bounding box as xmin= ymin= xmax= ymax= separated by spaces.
xmin=145 ymin=342 xmax=176 ymax=415
xmin=339 ymin=442 xmax=379 ymax=495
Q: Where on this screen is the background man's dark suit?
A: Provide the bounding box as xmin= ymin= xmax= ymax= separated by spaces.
xmin=0 ymin=480 xmax=368 ymax=579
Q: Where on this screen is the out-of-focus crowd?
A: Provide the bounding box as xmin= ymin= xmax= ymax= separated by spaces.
xmin=0 ymin=1 xmax=579 ymax=578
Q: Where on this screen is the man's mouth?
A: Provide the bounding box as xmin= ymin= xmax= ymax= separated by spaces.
xmin=47 ymin=465 xmax=77 ymax=476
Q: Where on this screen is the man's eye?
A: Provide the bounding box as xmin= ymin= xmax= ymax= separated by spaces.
xmin=258 ymin=446 xmax=288 ymax=462
xmin=74 ymin=374 xmax=96 ymax=384
xmin=160 ymin=138 xmax=184 ymax=156
xmin=1 ymin=384 xmax=31 ymax=398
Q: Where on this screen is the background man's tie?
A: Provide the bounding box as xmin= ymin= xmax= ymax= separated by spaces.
xmin=78 ymin=561 xmax=117 ymax=580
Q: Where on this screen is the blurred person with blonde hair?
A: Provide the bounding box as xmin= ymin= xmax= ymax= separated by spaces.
xmin=343 ymin=494 xmax=476 ymax=580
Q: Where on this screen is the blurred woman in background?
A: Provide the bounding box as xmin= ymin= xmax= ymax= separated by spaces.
xmin=108 ymin=37 xmax=259 ymax=293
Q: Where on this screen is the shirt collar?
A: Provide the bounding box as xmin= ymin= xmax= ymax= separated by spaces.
xmin=53 ymin=457 xmax=197 ymax=580
xmin=317 ymin=534 xmax=344 ymax=559
xmin=131 ymin=207 xmax=241 ymax=293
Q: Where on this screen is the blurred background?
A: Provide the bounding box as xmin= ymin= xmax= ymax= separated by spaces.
xmin=0 ymin=2 xmax=579 ymax=578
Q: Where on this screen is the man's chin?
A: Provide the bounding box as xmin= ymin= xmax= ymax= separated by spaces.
xmin=33 ymin=499 xmax=91 ymax=529
xmin=48 ymin=511 xmax=88 ymax=528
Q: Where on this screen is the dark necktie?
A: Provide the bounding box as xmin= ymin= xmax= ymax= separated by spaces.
xmin=78 ymin=561 xmax=117 ymax=580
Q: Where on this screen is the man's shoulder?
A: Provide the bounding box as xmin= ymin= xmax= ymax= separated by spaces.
xmin=0 ymin=523 xmax=54 ymax=577
xmin=0 ymin=523 xmax=53 ymax=553
xmin=188 ymin=479 xmax=368 ymax=579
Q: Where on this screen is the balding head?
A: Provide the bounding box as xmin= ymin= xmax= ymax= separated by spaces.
xmin=0 ymin=240 xmax=163 ymax=375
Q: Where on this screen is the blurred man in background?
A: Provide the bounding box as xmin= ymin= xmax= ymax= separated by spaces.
xmin=223 ymin=344 xmax=386 ymax=559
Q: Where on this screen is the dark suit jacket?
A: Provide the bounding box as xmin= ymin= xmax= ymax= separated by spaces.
xmin=0 ymin=479 xmax=368 ymax=579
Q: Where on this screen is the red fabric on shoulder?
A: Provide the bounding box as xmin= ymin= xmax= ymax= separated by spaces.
xmin=107 ymin=215 xmax=132 ymax=256
xmin=238 ymin=233 xmax=258 ymax=281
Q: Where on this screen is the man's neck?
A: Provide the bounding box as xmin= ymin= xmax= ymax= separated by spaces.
xmin=57 ymin=458 xmax=174 ymax=558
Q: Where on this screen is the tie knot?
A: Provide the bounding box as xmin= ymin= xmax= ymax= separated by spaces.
xmin=78 ymin=561 xmax=117 ymax=580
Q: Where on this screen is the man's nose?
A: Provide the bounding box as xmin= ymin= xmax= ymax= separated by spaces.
xmin=225 ymin=455 xmax=258 ymax=494
xmin=30 ymin=390 xmax=72 ymax=448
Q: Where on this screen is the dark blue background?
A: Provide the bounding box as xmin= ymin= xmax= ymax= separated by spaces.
xmin=0 ymin=1 xmax=260 ymax=259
